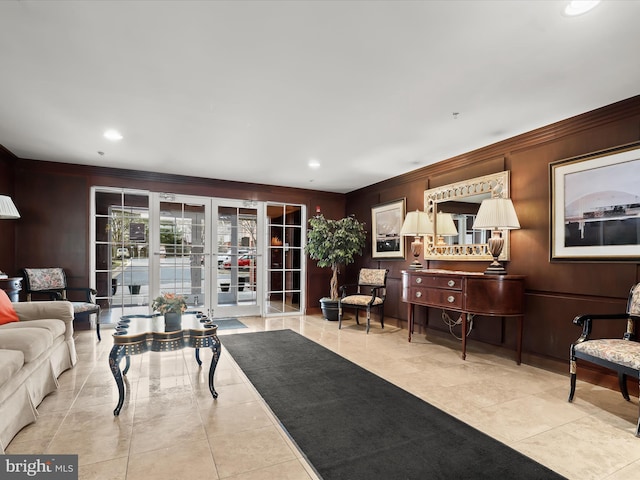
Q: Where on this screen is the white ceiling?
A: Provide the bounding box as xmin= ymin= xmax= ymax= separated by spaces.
xmin=1 ymin=1 xmax=639 ymax=194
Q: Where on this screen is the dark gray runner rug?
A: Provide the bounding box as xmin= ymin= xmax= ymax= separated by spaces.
xmin=221 ymin=329 xmax=565 ymax=480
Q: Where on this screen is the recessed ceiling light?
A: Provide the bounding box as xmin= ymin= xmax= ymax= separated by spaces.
xmin=564 ymin=0 xmax=600 ymax=16
xmin=308 ymin=159 xmax=321 ymax=169
xmin=104 ymin=129 xmax=123 ymax=141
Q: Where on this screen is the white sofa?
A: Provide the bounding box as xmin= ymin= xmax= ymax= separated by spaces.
xmin=0 ymin=301 xmax=77 ymax=453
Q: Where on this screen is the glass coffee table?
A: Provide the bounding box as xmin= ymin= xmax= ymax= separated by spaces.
xmin=108 ymin=311 xmax=221 ymax=416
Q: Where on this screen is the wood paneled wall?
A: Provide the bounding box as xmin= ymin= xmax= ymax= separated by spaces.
xmin=9 ymin=160 xmax=345 ymax=304
xmin=346 ymin=95 xmax=640 ymax=374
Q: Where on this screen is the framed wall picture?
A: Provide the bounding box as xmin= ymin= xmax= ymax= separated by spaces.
xmin=550 ymin=142 xmax=640 ymax=261
xmin=371 ymin=198 xmax=405 ymax=259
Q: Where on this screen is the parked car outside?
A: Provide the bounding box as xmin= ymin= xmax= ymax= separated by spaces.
xmin=116 ymin=247 xmax=130 ymax=258
xmin=218 ymin=249 xmax=250 ymax=267
xmin=222 ymin=254 xmax=254 ymax=270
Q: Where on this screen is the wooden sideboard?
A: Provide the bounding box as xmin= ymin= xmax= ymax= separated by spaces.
xmin=402 ymin=269 xmax=525 ymax=364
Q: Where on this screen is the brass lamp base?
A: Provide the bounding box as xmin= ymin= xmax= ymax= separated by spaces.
xmin=484 ymin=230 xmax=507 ymax=275
xmin=409 ymin=236 xmax=423 ymax=270
xmin=483 ymin=259 xmax=507 ymax=275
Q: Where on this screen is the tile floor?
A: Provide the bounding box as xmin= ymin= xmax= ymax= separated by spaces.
xmin=6 ymin=314 xmax=640 ymax=479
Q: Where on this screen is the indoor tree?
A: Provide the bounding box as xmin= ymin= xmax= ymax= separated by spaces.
xmin=306 ymin=214 xmax=366 ymax=301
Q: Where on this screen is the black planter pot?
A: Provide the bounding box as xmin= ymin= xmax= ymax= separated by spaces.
xmin=164 ymin=312 xmax=182 ymax=331
xmin=320 ymin=298 xmax=340 ymax=321
xmin=128 ymin=285 xmax=141 ymax=294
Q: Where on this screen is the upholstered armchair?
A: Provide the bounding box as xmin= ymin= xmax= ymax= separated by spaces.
xmin=21 ymin=268 xmax=102 ymax=340
xmin=569 ymin=283 xmax=640 ymax=436
xmin=338 ymin=268 xmax=388 ymax=334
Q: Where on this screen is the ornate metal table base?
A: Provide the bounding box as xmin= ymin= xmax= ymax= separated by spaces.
xmin=109 ymin=313 xmax=220 ymax=416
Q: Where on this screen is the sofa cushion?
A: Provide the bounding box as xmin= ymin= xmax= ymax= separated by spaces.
xmin=1 ymin=319 xmax=66 ymax=340
xmin=0 ymin=290 xmax=19 ymax=325
xmin=0 ymin=349 xmax=24 ymax=389
xmin=0 ymin=327 xmax=53 ymax=363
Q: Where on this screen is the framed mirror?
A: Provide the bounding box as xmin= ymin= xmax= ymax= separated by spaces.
xmin=423 ymin=171 xmax=511 ymax=261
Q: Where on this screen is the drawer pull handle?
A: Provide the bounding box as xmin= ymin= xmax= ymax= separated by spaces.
xmin=416 ymin=277 xmax=422 ymax=284
xmin=448 ymin=280 xmax=455 ymax=287
xmin=415 ymin=291 xmax=422 ymax=298
xmin=447 ymin=296 xmax=455 ymax=303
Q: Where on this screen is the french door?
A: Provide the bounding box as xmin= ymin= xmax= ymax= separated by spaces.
xmin=150 ymin=193 xmax=209 ymax=312
xmin=211 ymin=199 xmax=263 ymax=316
xmin=93 ymin=188 xmax=304 ymax=323
xmin=151 ymin=194 xmax=263 ymax=318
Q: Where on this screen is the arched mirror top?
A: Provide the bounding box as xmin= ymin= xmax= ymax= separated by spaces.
xmin=423 ymin=171 xmax=511 ymax=261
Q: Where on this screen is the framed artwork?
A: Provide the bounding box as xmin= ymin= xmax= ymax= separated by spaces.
xmin=371 ymin=198 xmax=405 ymax=259
xmin=550 ymin=142 xmax=640 ymax=261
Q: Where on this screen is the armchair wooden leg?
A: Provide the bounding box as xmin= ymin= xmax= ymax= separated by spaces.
xmin=96 ymin=310 xmax=102 ymax=342
xmin=568 ymin=352 xmax=577 ymax=402
xmin=619 ymin=372 xmax=630 ymax=401
xmin=338 ymin=302 xmax=343 ymax=330
xmin=637 ymin=376 xmax=640 ymax=437
xmin=366 ymin=309 xmax=371 ymax=334
xmin=569 ymin=373 xmax=577 ymax=402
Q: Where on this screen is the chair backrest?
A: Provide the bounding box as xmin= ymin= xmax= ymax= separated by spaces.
xmin=626 ymin=283 xmax=640 ymax=338
xmin=357 ymin=268 xmax=388 ymax=298
xmin=628 ymin=283 xmax=640 ymax=316
xmin=358 ymin=268 xmax=388 ymax=287
xmin=22 ymin=268 xmax=68 ymax=300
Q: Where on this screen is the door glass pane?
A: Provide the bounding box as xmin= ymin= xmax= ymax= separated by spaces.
xmin=216 ymin=206 xmax=258 ymax=309
xmin=158 ymin=201 xmax=206 ymax=309
xmin=266 ymin=203 xmax=303 ymax=314
xmin=95 ymin=190 xmax=150 ymax=323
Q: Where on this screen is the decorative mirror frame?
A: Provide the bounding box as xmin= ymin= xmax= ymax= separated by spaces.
xmin=423 ymin=171 xmax=511 ymax=261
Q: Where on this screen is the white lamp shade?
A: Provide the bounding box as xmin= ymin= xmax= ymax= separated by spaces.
xmin=472 ymin=198 xmax=520 ymax=230
xmin=0 ymin=195 xmax=20 ymax=219
xmin=400 ymin=210 xmax=433 ymax=236
xmin=436 ymin=212 xmax=458 ymax=236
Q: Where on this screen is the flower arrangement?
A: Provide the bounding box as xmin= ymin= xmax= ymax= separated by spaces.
xmin=152 ymin=292 xmax=188 ymax=314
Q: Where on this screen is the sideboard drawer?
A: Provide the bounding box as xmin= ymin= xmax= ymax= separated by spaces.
xmin=412 ymin=275 xmax=462 ymax=290
xmin=411 ymin=287 xmax=463 ymax=309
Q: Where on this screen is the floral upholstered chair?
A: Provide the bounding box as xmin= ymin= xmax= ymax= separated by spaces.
xmin=22 ymin=268 xmax=102 ymax=341
xmin=338 ymin=268 xmax=388 ymax=334
xmin=569 ymin=283 xmax=640 ymax=436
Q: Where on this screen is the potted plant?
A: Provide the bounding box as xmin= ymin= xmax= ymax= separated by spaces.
xmin=152 ymin=292 xmax=188 ymax=330
xmin=306 ymin=214 xmax=366 ymax=320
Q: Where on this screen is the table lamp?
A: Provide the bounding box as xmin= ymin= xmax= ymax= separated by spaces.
xmin=435 ymin=212 xmax=458 ymax=245
xmin=400 ymin=210 xmax=433 ymax=270
xmin=472 ymin=198 xmax=520 ymax=275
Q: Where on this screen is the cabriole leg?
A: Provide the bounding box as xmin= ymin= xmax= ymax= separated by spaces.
xmin=208 ymin=334 xmax=221 ymax=398
xmin=109 ymin=345 xmax=127 ymax=416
